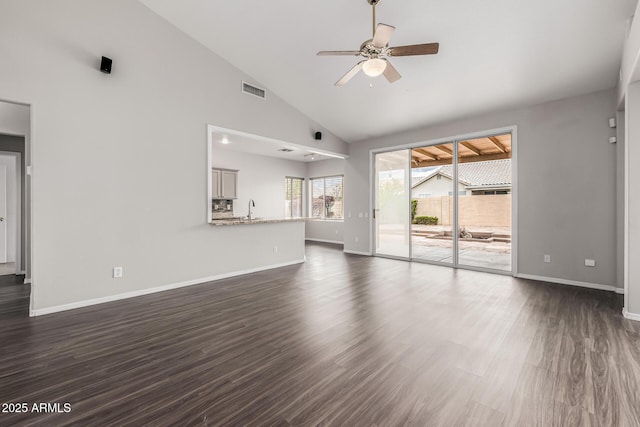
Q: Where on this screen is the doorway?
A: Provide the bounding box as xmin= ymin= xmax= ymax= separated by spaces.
xmin=0 ymin=153 xmax=22 ymax=276
xmin=373 ymin=129 xmax=515 ymax=274
xmin=0 ymin=99 xmax=31 ymax=318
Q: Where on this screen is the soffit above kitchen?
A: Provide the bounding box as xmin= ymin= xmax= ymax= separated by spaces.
xmin=210 ymin=129 xmax=343 ymax=163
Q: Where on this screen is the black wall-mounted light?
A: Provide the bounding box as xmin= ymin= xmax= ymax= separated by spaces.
xmin=100 ymin=56 xmax=112 ymax=74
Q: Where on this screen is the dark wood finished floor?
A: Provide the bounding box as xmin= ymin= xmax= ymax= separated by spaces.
xmin=0 ymin=273 xmax=28 ymax=318
xmin=1 ymin=242 xmax=639 ymax=426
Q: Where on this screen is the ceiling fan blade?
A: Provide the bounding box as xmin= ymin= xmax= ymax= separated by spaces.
xmin=383 ymin=60 xmax=401 ymax=83
xmin=372 ymin=23 xmax=395 ymax=48
xmin=335 ymin=61 xmax=364 ymax=86
xmin=389 ymin=43 xmax=440 ymax=56
xmin=317 ymin=51 xmax=361 ymax=56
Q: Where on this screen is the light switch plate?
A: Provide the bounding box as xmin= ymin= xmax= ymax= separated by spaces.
xmin=585 ymin=259 xmax=596 ymax=267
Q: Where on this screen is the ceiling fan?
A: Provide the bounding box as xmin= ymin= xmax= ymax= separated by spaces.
xmin=317 ymin=0 xmax=439 ymax=86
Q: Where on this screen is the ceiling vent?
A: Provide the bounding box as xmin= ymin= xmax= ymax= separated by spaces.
xmin=242 ymin=81 xmax=266 ymax=99
xmin=278 ymin=148 xmax=294 ymax=152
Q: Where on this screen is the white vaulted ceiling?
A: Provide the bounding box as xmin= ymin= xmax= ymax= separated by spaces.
xmin=140 ymin=0 xmax=637 ymax=142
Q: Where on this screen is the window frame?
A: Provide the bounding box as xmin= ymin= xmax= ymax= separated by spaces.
xmin=284 ymin=176 xmax=305 ymax=219
xmin=309 ymin=175 xmax=344 ymax=221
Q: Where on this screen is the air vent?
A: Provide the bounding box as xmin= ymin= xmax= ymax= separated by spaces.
xmin=278 ymin=148 xmax=294 ymax=152
xmin=242 ymin=81 xmax=266 ymax=99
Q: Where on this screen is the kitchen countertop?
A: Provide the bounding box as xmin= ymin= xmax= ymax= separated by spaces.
xmin=210 ymin=217 xmax=307 ymax=226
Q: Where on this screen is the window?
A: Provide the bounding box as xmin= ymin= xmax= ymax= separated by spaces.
xmin=310 ymin=175 xmax=344 ymax=219
xmin=285 ymin=177 xmax=304 ymax=218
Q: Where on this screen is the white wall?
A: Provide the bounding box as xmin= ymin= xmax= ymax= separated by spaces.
xmin=345 ymin=89 xmax=619 ymax=288
xmin=213 ymin=148 xmax=307 ymax=219
xmin=0 ymin=102 xmax=29 ymax=137
xmin=616 ymin=111 xmax=625 ymax=305
xmin=0 ymin=0 xmax=348 ymax=313
xmin=306 ymin=158 xmax=344 ymax=244
xmin=0 ymin=155 xmax=17 ymax=263
xmin=617 ymin=0 xmax=640 ymax=107
xmin=307 ymin=158 xmax=345 ymax=179
xmin=625 ymin=82 xmax=640 ymax=317
xmin=618 ymin=0 xmax=640 ymax=319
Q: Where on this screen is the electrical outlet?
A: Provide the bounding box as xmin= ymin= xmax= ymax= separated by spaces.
xmin=273 ymin=246 xmax=278 ymax=253
xmin=544 ymin=254 xmax=551 ymax=263
xmin=355 ymin=236 xmax=359 ymax=243
xmin=585 ymin=259 xmax=596 ymax=267
xmin=113 ymin=267 xmax=123 ymax=278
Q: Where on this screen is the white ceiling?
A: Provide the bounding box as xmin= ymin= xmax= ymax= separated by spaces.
xmin=141 ymin=0 xmax=637 ymax=142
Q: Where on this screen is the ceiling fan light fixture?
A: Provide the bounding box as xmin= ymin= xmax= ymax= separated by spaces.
xmin=362 ymin=58 xmax=387 ymax=77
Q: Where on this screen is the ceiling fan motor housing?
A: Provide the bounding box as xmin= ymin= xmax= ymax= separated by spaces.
xmin=360 ymin=40 xmax=390 ymax=59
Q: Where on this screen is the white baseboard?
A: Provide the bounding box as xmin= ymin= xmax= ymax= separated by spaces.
xmin=615 ymin=288 xmax=625 ymax=295
xmin=516 ymin=273 xmax=621 ymax=294
xmin=23 ymin=278 xmax=31 ymax=285
xmin=343 ymin=249 xmax=372 ymax=256
xmin=305 ymin=238 xmax=344 ymax=245
xmin=30 ymin=259 xmax=305 ymax=317
xmin=623 ymin=309 xmax=640 ymax=321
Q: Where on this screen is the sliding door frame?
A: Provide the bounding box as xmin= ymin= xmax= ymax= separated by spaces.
xmin=372 ymin=149 xmax=412 ymax=261
xmin=370 ymin=125 xmax=518 ymax=276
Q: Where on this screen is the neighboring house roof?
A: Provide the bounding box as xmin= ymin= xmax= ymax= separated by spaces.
xmin=412 ymin=159 xmax=511 ymax=189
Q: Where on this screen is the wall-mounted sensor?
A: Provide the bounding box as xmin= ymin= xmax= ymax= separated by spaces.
xmin=609 ymin=136 xmax=617 ymax=144
xmin=314 ymin=131 xmax=322 ymax=140
xmin=100 ymin=56 xmax=112 ymax=74
xmin=609 ymin=117 xmax=616 ymax=128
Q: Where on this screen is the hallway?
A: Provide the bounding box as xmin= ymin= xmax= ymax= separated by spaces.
xmin=0 ymin=273 xmax=28 ymax=318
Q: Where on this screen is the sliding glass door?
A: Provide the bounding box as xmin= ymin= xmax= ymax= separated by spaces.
xmin=410 ymin=143 xmax=454 ymax=264
xmin=374 ymin=150 xmax=410 ymax=258
xmin=374 ymin=133 xmax=513 ymax=273
xmin=456 ymin=136 xmax=512 ymax=272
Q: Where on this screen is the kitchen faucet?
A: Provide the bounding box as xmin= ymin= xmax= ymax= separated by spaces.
xmin=248 ymin=199 xmax=255 ymax=220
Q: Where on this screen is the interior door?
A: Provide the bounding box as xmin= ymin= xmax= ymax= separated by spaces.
xmin=374 ymin=150 xmax=410 ymax=258
xmin=0 ymin=164 xmax=7 ymax=263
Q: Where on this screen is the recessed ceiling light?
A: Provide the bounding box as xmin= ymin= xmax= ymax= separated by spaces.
xmin=220 ymin=135 xmax=230 ymax=144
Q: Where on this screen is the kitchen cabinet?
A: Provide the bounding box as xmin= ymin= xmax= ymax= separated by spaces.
xmin=211 ymin=168 xmax=238 ymax=199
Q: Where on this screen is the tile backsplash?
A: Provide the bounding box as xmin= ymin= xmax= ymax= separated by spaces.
xmin=212 ymin=199 xmax=234 ymax=219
